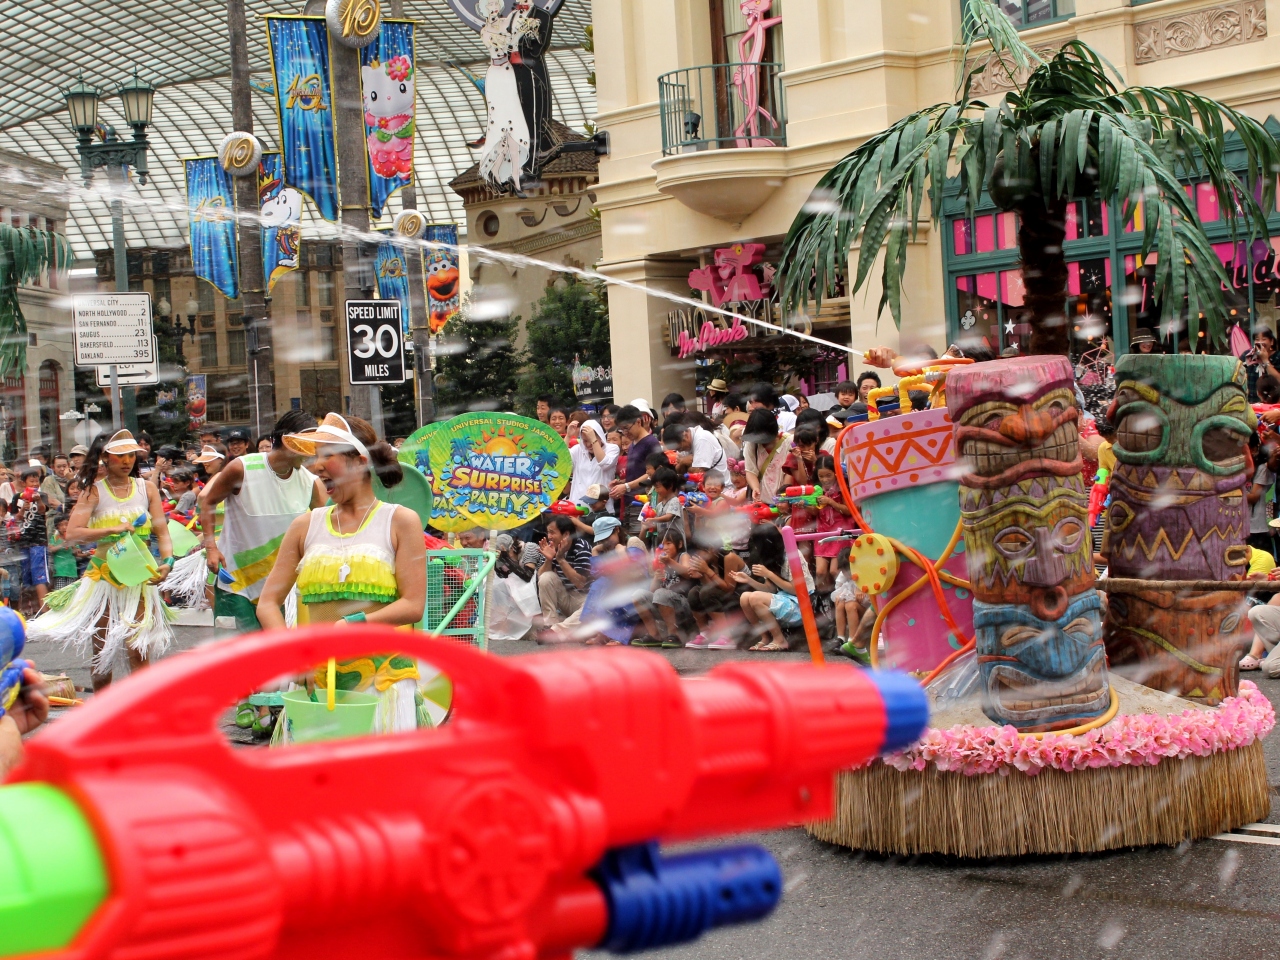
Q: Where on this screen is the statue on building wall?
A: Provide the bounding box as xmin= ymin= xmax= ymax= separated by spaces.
xmin=731 ymin=0 xmax=782 ymax=147
xmin=447 ymin=0 xmax=565 ymax=192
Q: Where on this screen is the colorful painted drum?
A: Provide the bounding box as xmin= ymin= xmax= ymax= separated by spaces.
xmin=842 ymin=408 xmax=974 ymax=672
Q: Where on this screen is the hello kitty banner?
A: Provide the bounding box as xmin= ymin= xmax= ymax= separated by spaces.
xmin=258 ymin=152 xmax=302 ymax=294
xmin=360 ymin=20 xmax=416 ymax=219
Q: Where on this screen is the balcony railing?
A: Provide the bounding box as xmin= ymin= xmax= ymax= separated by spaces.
xmin=657 ymin=62 xmax=787 ymax=156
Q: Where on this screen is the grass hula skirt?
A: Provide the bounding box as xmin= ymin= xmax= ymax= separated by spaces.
xmin=27 ymin=565 xmax=177 ymax=670
xmin=808 ymin=676 xmax=1273 ymax=858
xmin=162 ymin=550 xmax=210 ymax=609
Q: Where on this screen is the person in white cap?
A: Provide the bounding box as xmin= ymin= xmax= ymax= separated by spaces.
xmin=197 ymin=410 xmax=326 ymax=633
xmin=27 ymin=429 xmax=178 ymax=690
xmin=257 ymin=414 xmax=430 ymax=736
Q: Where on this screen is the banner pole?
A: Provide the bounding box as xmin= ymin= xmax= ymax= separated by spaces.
xmin=109 ymin=366 xmax=121 ymax=431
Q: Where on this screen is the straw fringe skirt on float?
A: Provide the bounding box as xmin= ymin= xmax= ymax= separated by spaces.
xmin=809 ymin=743 xmax=1270 ymax=858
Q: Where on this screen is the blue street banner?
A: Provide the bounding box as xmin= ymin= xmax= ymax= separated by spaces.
xmin=258 ymin=152 xmax=302 ymax=294
xmin=424 ymin=222 xmax=460 ymax=335
xmin=360 ymin=20 xmax=416 ymax=219
xmin=374 ymin=232 xmax=413 ymax=339
xmin=267 ymin=16 xmax=339 ymax=222
xmin=184 ymin=157 xmax=239 ymax=300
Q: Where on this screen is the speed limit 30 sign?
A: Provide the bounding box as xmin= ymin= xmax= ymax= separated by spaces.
xmin=346 ymin=300 xmax=406 ymax=385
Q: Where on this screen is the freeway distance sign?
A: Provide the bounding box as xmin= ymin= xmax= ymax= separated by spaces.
xmin=73 ymin=293 xmax=155 ymax=366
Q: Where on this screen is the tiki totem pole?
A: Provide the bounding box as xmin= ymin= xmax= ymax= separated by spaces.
xmin=947 ymin=356 xmax=1112 ymax=732
xmin=1102 ymin=355 xmax=1255 ymax=704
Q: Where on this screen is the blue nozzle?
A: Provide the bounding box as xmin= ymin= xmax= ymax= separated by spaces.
xmin=594 ymin=842 xmax=782 ymax=953
xmin=862 ymin=669 xmax=929 ymax=752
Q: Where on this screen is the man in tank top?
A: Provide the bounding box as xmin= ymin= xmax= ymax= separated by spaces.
xmin=197 ymin=410 xmax=327 ymax=632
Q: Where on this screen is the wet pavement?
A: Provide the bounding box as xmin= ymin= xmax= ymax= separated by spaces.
xmin=23 ymin=620 xmax=1280 ymax=959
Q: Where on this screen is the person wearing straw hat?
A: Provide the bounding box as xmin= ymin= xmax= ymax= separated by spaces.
xmin=27 ymin=429 xmax=178 ymax=690
xmin=257 ymin=414 xmax=429 ymax=736
xmin=705 ymin=378 xmax=729 ymax=422
xmin=196 ymin=410 xmax=326 ymax=634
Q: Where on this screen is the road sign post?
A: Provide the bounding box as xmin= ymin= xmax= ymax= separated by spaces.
xmin=346 ymin=300 xmax=406 ymax=387
xmin=73 ymin=293 xmax=155 ymax=431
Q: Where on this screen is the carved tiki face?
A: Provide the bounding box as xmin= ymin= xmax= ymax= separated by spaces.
xmin=972 ymin=591 xmax=1111 ymax=730
xmin=1104 ymin=355 xmax=1255 ymax=581
xmin=948 ymin=355 xmax=1110 ymax=731
xmin=1105 ymin=587 xmax=1250 ymax=705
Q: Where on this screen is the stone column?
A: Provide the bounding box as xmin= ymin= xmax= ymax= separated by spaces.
xmin=947 ymin=355 xmax=1112 ymax=732
xmin=1102 ymin=355 xmax=1255 ymax=704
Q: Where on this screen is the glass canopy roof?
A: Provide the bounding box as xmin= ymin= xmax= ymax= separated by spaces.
xmin=0 ymin=0 xmax=595 ymax=257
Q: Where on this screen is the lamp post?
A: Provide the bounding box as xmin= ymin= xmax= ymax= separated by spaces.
xmin=62 ymin=71 xmax=155 ymax=433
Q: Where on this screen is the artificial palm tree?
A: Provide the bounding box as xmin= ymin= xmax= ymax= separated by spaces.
xmin=0 ymin=222 xmax=72 ymax=376
xmin=780 ymin=1 xmax=1280 ymax=356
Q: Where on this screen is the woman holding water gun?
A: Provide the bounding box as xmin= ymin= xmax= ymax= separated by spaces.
xmin=27 ymin=430 xmax=177 ymax=690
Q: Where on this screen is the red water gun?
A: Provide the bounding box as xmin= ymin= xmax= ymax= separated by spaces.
xmin=1 ymin=626 xmax=926 ymax=960
xmin=734 ymin=501 xmax=782 ymax=524
xmin=549 ymin=500 xmax=589 ymax=517
xmin=1088 ymin=467 xmax=1110 ymax=528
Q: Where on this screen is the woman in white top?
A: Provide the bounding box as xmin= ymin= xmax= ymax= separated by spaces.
xmin=28 ymin=430 xmax=176 ymax=689
xmin=568 ymin=420 xmax=619 ymax=505
xmin=741 ymin=408 xmax=794 ymax=505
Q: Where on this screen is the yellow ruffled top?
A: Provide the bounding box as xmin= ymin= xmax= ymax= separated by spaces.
xmin=296 ymin=504 xmax=398 ymax=604
xmin=90 ymin=479 xmax=151 ymax=537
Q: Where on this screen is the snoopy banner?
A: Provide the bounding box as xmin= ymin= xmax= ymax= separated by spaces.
xmin=267 ymin=16 xmax=340 ymax=222
xmin=424 ymin=222 xmax=460 ymax=335
xmin=184 ymin=157 xmax=239 ymax=301
xmin=360 ymin=20 xmax=416 ymax=219
xmin=427 ymin=413 xmax=571 ymax=530
xmin=374 ymin=231 xmax=412 ymax=338
xmin=258 ymin=152 xmax=302 ymax=294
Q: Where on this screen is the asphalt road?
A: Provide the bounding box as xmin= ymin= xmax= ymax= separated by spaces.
xmin=25 ymin=621 xmax=1280 ymax=960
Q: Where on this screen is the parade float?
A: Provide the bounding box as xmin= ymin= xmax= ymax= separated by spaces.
xmin=822 ymin=355 xmax=1272 ymax=857
xmin=787 ymin=6 xmax=1278 ymax=856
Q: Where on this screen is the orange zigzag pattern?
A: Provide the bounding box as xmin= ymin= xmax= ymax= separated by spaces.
xmin=1114 ymin=523 xmax=1245 ymax=563
xmin=848 ymin=429 xmax=954 ymax=483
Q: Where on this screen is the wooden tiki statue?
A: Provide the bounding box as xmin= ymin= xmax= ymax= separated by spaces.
xmin=1103 ymin=354 xmax=1255 ymax=703
xmin=947 ymin=356 xmax=1112 ymax=732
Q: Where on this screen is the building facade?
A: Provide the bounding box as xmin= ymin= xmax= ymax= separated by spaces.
xmin=450 ymin=121 xmax=602 ymax=353
xmin=0 ymin=148 xmax=76 ymax=459
xmin=593 ymin=0 xmax=1280 ymax=401
xmin=93 ymin=242 xmax=350 ymax=432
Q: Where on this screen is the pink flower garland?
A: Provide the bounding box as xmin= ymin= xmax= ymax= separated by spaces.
xmin=866 ymin=681 xmax=1275 ymax=778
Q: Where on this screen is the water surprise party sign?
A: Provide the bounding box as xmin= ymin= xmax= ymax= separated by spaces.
xmin=399 ymin=413 xmax=570 ymax=531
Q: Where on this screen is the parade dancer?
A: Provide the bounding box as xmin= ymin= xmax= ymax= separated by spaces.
xmin=196 ymin=411 xmax=325 ymax=633
xmin=27 ymin=430 xmax=177 ymax=690
xmin=258 ymin=415 xmax=427 ymax=736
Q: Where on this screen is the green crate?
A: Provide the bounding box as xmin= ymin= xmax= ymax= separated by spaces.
xmin=419 ymin=549 xmax=494 ymax=649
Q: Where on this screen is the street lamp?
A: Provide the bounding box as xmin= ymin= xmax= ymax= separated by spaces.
xmin=61 ymin=69 xmax=156 ymax=432
xmin=62 ymin=71 xmax=154 ymax=187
